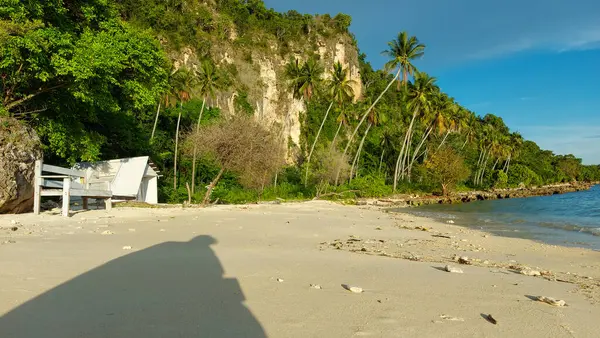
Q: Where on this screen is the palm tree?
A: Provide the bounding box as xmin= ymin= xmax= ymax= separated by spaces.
xmin=350 ymin=104 xmax=387 ymax=180
xmin=151 ymin=69 xmax=178 ymax=142
xmin=382 ymin=31 xmax=426 ymax=89
xmin=191 ymin=60 xmax=225 ymax=194
xmin=379 ymin=128 xmax=395 ymax=175
xmin=304 ymin=62 xmax=355 ymax=185
xmin=285 ymin=57 xmax=324 ymax=101
xmin=331 ymin=108 xmax=352 ymax=149
xmin=504 ymin=132 xmax=523 ymax=175
xmin=170 ymin=68 xmax=197 ymax=190
xmin=393 ymin=71 xmax=437 ymax=190
xmin=338 ymin=31 xmax=426 ymax=185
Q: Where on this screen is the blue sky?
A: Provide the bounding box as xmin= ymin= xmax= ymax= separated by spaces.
xmin=264 ymin=0 xmax=600 ymax=164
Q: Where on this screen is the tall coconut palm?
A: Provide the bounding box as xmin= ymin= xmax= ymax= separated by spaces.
xmin=393 ymin=71 xmax=437 ymax=190
xmin=382 ymin=31 xmax=426 ymax=89
xmin=350 ymin=104 xmax=387 ymax=180
xmin=379 ymin=128 xmax=395 ymax=175
xmin=337 ymin=31 xmax=426 ymax=185
xmin=151 ymin=69 xmax=178 ymax=142
xmin=285 ymin=57 xmax=324 ymax=101
xmin=191 ymin=60 xmax=225 ymax=194
xmin=504 ymin=132 xmax=523 ymax=175
xmin=170 ymin=68 xmax=197 ymax=190
xmin=303 ymin=62 xmax=355 ymax=185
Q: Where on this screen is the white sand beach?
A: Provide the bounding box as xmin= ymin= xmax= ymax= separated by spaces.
xmin=1 ymin=201 xmax=599 ymax=337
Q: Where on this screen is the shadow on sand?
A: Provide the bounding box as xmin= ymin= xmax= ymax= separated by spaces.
xmin=0 ymin=235 xmax=267 ymax=338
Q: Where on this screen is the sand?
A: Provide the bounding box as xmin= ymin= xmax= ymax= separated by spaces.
xmin=0 ymin=201 xmax=599 ymax=337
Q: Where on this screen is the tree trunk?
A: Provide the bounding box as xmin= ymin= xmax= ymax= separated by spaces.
xmin=461 ymin=133 xmax=470 ymax=149
xmin=337 ymin=68 xmax=401 ymax=185
xmin=505 ymin=155 xmax=512 ymax=175
xmin=350 ymin=123 xmax=371 ymax=181
xmin=408 ymin=125 xmax=434 ymax=181
xmin=173 ymin=105 xmax=182 ymax=190
xmin=191 ymin=98 xmax=206 ymax=195
xmin=202 ymin=167 xmax=225 ymax=206
xmin=305 ymin=101 xmax=334 ymax=186
xmin=442 ymin=183 xmax=448 ymax=196
xmin=393 ymin=107 xmax=419 ymax=191
xmin=150 ymin=101 xmax=161 ymax=142
xmin=378 ymin=148 xmax=385 ymax=174
xmin=437 ymin=130 xmax=451 ymax=150
xmin=330 ymin=120 xmax=343 ymax=151
xmin=492 ymin=158 xmax=499 ymax=171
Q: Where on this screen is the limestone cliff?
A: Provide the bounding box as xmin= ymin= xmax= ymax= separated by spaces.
xmin=169 ymin=7 xmax=363 ymax=158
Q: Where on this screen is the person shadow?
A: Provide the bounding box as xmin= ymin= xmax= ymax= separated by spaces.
xmin=0 ymin=235 xmax=267 ymax=338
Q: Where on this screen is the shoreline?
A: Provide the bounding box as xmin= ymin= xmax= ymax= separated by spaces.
xmin=357 ymin=182 xmax=597 ymax=207
xmin=1 ymin=201 xmax=599 ymax=337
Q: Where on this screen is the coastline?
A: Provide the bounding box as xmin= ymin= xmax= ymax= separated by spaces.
xmin=1 ymin=201 xmax=599 ymax=337
xmin=356 ymin=182 xmax=597 ymax=207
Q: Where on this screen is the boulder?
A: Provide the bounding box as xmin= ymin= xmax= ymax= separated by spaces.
xmin=0 ymin=118 xmax=43 ymax=214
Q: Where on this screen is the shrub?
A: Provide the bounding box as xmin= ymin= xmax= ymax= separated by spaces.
xmin=493 ymin=170 xmax=508 ymax=189
xmin=348 ymin=175 xmax=391 ymax=197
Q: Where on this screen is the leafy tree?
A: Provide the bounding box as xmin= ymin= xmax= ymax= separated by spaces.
xmin=424 ymin=147 xmax=470 ymax=195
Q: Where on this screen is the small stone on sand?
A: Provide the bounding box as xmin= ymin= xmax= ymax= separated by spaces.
xmin=122 ymin=246 xmax=132 ymax=250
xmin=101 ymin=230 xmax=114 ymax=235
xmin=276 ymin=278 xmax=284 ymax=282
xmin=310 ymin=284 xmax=322 ymax=289
xmin=342 ymin=284 xmax=363 ymax=293
xmin=445 ymin=265 xmax=464 ymax=274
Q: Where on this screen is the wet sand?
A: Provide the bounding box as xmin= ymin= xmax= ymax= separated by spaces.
xmin=1 ymin=201 xmax=599 ymax=337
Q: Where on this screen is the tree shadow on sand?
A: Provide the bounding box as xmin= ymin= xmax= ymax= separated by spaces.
xmin=0 ymin=235 xmax=267 ymax=338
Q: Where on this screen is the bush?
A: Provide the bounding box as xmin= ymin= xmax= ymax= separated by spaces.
xmin=348 ymin=175 xmax=391 ymax=197
xmin=493 ymin=170 xmax=508 ymax=189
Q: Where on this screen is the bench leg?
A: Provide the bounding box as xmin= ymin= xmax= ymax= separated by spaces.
xmin=62 ymin=178 xmax=71 ymax=217
xmin=33 ymin=160 xmax=42 ymax=215
xmin=82 ymin=197 xmax=88 ymax=210
xmin=105 ymin=198 xmax=112 ymax=212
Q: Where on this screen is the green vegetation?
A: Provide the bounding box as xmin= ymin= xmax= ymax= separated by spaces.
xmin=2 ymin=0 xmax=598 ymax=205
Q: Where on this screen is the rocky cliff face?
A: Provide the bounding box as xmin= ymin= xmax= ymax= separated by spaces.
xmin=0 ymin=118 xmax=43 ymax=214
xmin=171 ymin=19 xmax=363 ymax=159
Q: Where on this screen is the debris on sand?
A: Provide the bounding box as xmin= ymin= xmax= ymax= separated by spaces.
xmin=520 ymin=269 xmax=541 ymax=276
xmin=440 ymin=314 xmax=464 ymax=322
xmin=445 ymin=265 xmax=464 ymax=274
xmin=122 ymin=245 xmax=132 ymax=250
xmin=276 ymin=278 xmax=284 ymax=283
xmin=101 ymin=230 xmax=114 ymax=235
xmin=310 ymin=284 xmax=322 ymax=289
xmin=342 ymin=284 xmax=363 ymax=293
xmin=453 ymin=255 xmax=471 ymax=265
xmin=535 ymin=296 xmax=567 ymax=307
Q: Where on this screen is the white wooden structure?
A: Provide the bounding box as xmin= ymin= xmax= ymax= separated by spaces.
xmin=73 ymin=156 xmax=160 ymax=204
xmin=34 ymin=160 xmax=113 ymax=217
xmin=33 ymin=156 xmax=160 ymax=217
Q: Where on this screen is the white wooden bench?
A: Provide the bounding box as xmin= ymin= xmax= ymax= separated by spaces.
xmin=33 ymin=160 xmax=113 ymax=217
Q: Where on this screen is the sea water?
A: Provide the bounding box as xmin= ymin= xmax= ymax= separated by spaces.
xmin=403 ymin=185 xmax=600 ymax=250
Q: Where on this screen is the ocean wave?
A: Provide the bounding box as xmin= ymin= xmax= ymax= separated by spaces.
xmin=533 ymin=222 xmax=600 ymax=237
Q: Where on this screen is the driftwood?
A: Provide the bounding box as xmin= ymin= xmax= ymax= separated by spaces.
xmin=313 ymin=190 xmax=360 ymax=200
